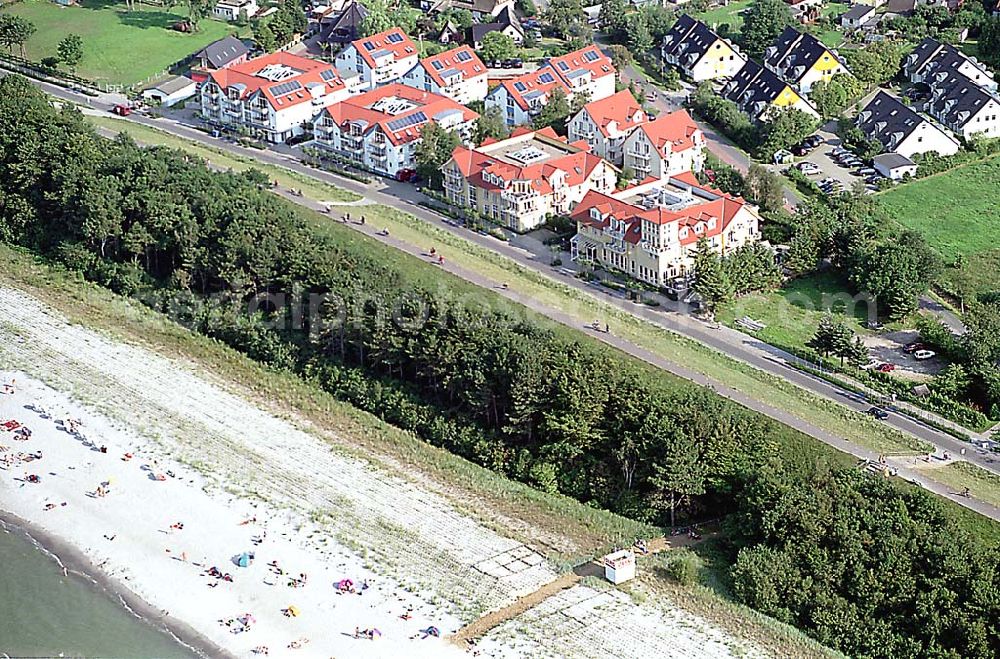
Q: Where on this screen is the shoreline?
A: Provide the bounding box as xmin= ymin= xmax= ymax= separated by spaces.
xmin=0 ymin=508 xmax=232 ymax=659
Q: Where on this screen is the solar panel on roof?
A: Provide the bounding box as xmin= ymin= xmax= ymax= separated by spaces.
xmin=387 ymin=32 xmax=404 ymax=43
xmin=456 ymin=50 xmax=472 ymax=62
xmin=432 ymin=61 xmax=444 ymax=70
xmin=558 ymin=62 xmax=569 ymax=71
xmin=514 ymin=81 xmax=527 ymax=92
xmin=584 ymin=50 xmax=600 ymax=62
xmin=364 ymin=41 xmax=375 ymax=51
xmin=320 ymin=69 xmax=337 ymax=81
xmin=270 ymin=80 xmax=302 ymax=96
xmin=538 ymin=72 xmax=554 ymax=83
xmin=386 ymin=111 xmax=427 ymax=132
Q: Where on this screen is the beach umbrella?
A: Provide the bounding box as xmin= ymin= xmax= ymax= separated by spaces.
xmin=425 ymin=626 xmax=440 ymax=637
xmin=287 ymin=605 xmax=300 ymax=617
xmin=236 ymin=552 xmax=252 ymax=568
xmin=336 ymin=578 xmax=353 ymax=591
xmin=371 ymin=628 xmax=382 ymax=637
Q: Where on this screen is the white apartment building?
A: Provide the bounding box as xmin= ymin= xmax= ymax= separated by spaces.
xmin=442 ymin=127 xmax=618 ymax=232
xmin=334 ymin=27 xmax=420 ymax=90
xmin=567 ymin=90 xmax=648 ymax=166
xmin=621 ymin=109 xmax=706 ymax=182
xmin=571 ymin=173 xmax=761 ymax=286
xmin=200 ymin=52 xmax=352 ymax=143
xmin=314 ymin=83 xmax=478 ymax=178
xmin=400 ymin=45 xmax=489 ymax=105
xmin=856 ymin=90 xmax=960 ymax=159
xmin=485 ymin=45 xmax=617 ymax=126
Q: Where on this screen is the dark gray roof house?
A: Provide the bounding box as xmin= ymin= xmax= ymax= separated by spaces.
xmin=722 ymin=59 xmax=816 ymax=121
xmin=194 ymin=36 xmax=250 ymax=70
xmin=763 ymin=26 xmax=847 ymax=92
xmin=904 ymin=37 xmax=996 ymax=91
xmin=465 ymin=6 xmax=523 ymax=49
xmin=924 ymin=69 xmax=1000 ymax=137
xmin=661 ymin=15 xmax=719 ymax=68
xmin=319 ymin=1 xmax=369 ymax=46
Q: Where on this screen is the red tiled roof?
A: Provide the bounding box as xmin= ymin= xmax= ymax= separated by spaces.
xmin=350 ymin=27 xmax=418 ymax=69
xmin=418 ymin=45 xmax=487 ymax=88
xmin=580 ymin=90 xmax=647 ymax=137
xmin=572 ymin=182 xmax=748 ymax=245
xmin=323 ymin=83 xmax=478 ymax=146
xmin=547 ymin=45 xmax=616 ymax=84
xmin=498 ymin=68 xmax=571 ymax=111
xmin=451 ymin=131 xmax=608 ymax=194
xmin=208 ymin=52 xmax=345 ymax=111
xmin=638 ymin=109 xmax=702 ymax=154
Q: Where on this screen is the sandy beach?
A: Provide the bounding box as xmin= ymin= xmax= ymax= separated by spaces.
xmin=0 ymin=373 xmax=473 ymax=658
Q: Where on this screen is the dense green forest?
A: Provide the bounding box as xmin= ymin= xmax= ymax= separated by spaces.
xmin=1 ymin=76 xmax=997 ymax=658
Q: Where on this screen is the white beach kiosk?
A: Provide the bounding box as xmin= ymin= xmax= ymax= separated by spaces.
xmin=603 ymin=549 xmax=636 ymax=585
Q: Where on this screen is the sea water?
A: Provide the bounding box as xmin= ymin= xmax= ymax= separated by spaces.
xmin=0 ymin=522 xmax=196 ymax=659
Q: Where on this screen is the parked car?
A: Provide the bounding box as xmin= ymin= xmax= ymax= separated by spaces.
xmin=803 ymin=134 xmax=825 ymax=148
xmin=860 ymin=359 xmax=881 ymax=370
xmin=914 ymin=349 xmax=936 ymax=360
xmin=112 ymin=104 xmax=132 ymax=116
xmin=867 ymin=407 xmax=889 ymax=420
xmin=876 ymin=363 xmax=896 ymax=373
xmin=796 ymin=161 xmax=821 ymax=175
xmin=792 ymin=143 xmax=814 ymax=156
xmin=857 ymin=167 xmax=876 ymax=176
xmin=903 ymin=342 xmax=926 ymax=354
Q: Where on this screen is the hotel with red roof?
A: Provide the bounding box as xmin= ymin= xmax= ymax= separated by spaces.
xmin=442 ymin=127 xmax=617 ymax=232
xmin=314 ymin=83 xmax=478 ymax=178
xmin=567 ymin=90 xmax=648 ymax=166
xmin=400 ymin=45 xmax=489 ymax=105
xmin=621 ymin=109 xmax=706 ymax=182
xmin=199 ymin=52 xmax=354 ymax=143
xmin=334 ymin=27 xmax=420 ymax=90
xmin=485 ymin=45 xmax=617 ymax=126
xmin=570 ymin=173 xmax=760 ymax=285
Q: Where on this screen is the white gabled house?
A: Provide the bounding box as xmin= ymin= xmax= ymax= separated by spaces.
xmin=621 ymin=109 xmax=706 ymax=182
xmin=856 ymin=90 xmax=960 ymax=159
xmin=400 ymin=45 xmax=489 ymax=105
xmin=567 ymin=90 xmax=648 ymax=166
xmin=334 ymin=27 xmax=420 ymax=90
xmin=313 ymin=83 xmax=478 ymax=178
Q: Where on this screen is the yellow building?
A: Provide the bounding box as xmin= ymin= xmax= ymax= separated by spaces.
xmin=763 ymin=26 xmax=850 ymax=94
xmin=660 ymin=14 xmax=747 ymax=82
xmin=722 ymin=60 xmax=819 ymax=122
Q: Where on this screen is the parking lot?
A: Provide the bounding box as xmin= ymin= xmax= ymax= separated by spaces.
xmin=773 ymin=122 xmax=883 ymax=196
xmin=863 ymin=330 xmax=945 ymax=381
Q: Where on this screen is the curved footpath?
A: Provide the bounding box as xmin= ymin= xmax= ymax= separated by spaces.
xmin=8 ymin=70 xmax=999 ymax=522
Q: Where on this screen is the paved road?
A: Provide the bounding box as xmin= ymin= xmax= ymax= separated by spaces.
xmin=13 ymin=71 xmax=1000 ymax=520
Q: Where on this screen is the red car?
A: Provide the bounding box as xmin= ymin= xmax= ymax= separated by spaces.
xmin=876 ymin=363 xmax=895 ymax=373
xmin=112 ymin=104 xmax=132 ymax=117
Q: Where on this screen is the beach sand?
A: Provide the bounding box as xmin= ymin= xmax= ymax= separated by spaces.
xmin=0 ymin=374 xmax=468 ymax=658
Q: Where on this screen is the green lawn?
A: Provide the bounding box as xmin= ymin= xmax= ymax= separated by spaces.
xmin=695 ymin=0 xmax=753 ymax=33
xmin=879 ymin=154 xmax=1000 ymax=261
xmin=0 ymin=0 xmax=241 ymax=87
xmin=717 ymin=272 xmax=874 ymax=352
xmin=817 ymin=5 xmax=848 ymax=47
